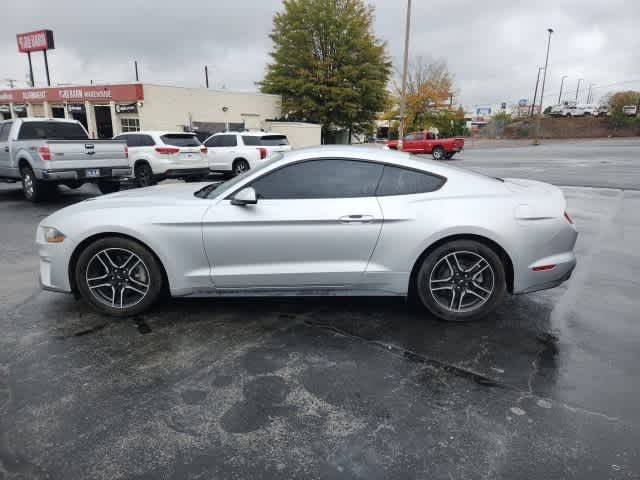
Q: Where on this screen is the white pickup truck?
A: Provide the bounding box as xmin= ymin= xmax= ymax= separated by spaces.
xmin=0 ymin=118 xmax=130 ymax=201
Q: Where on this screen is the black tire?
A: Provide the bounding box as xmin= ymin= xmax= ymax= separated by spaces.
xmin=20 ymin=165 xmax=53 ymax=202
xmin=432 ymin=147 xmax=445 ymax=160
xmin=97 ymin=181 xmax=121 ymax=194
xmin=415 ymin=240 xmax=506 ymax=322
xmin=444 ymin=152 xmax=455 ymax=160
xmin=75 ymin=236 xmax=164 ymax=317
xmin=233 ymin=159 xmax=250 ymax=176
xmin=134 ymin=162 xmax=154 ymax=188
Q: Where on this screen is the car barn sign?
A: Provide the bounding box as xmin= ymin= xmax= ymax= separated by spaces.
xmin=0 ymin=84 xmax=144 ymax=104
xmin=115 ymin=103 xmax=138 ymax=114
xmin=16 ymin=30 xmax=55 ymax=53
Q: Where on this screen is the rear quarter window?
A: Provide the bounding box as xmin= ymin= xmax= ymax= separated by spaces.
xmin=242 ymin=136 xmax=260 ymax=146
xmin=376 ymin=165 xmax=445 ymax=196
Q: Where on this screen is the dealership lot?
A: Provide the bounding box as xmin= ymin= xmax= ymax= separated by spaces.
xmin=1 ymin=139 xmax=639 ymax=479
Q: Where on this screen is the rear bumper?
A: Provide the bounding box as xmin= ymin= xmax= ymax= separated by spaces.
xmin=516 ymin=253 xmax=576 ymax=294
xmin=162 ymin=167 xmax=210 ymax=178
xmin=36 ymin=167 xmax=131 ymax=182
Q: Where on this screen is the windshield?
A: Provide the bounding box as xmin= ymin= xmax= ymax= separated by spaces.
xmin=160 ymin=134 xmax=201 ymax=147
xmin=17 ymin=121 xmax=89 ymax=140
xmin=194 ymin=154 xmax=283 ymax=199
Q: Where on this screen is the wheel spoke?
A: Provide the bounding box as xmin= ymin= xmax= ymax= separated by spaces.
xmin=449 ymin=290 xmax=457 ymax=310
xmin=119 ymin=253 xmax=135 ymax=269
xmin=88 ymin=282 xmax=111 ymax=290
xmin=119 ymin=286 xmax=125 ymax=308
xmin=110 ymin=286 xmax=116 ymax=306
xmin=100 ymin=250 xmax=118 ymax=269
xmin=129 ymin=277 xmax=149 ymax=289
xmin=430 ymin=276 xmax=452 ymax=284
xmin=451 ymin=253 xmax=463 ymax=272
xmin=471 ymin=281 xmax=492 ymax=295
xmin=431 ymin=285 xmax=453 ymax=292
xmin=458 ymin=291 xmax=465 ymax=311
xmin=125 ymin=285 xmax=147 ymax=296
xmin=444 ymin=256 xmax=455 ymax=275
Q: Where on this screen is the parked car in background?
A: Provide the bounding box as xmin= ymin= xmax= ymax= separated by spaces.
xmin=0 ymin=118 xmax=130 ymax=202
xmin=578 ymin=104 xmax=598 ymax=116
xmin=385 ymin=132 xmax=464 ymax=160
xmin=622 ymin=105 xmax=638 ymax=116
xmin=203 ymin=131 xmax=291 ymax=175
xmin=597 ymin=105 xmax=610 ymax=116
xmin=113 ymin=131 xmax=209 ymax=187
xmin=37 ymin=146 xmax=577 ymax=322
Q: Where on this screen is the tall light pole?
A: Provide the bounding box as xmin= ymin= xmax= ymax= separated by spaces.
xmin=534 ymin=28 xmax=553 ymax=145
xmin=558 ymin=75 xmax=568 ymax=104
xmin=397 ymin=0 xmax=412 ymax=151
xmin=530 ymin=67 xmax=545 ymax=117
xmin=575 ymin=78 xmax=583 ymax=103
xmin=586 ymin=83 xmax=594 ymax=104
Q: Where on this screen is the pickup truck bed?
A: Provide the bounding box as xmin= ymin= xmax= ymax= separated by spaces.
xmin=0 ymin=118 xmax=130 ymax=201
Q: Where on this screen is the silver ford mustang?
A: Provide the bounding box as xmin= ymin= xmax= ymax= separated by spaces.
xmin=37 ymin=146 xmax=577 ymax=322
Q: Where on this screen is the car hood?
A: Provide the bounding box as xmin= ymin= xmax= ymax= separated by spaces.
xmin=87 ymin=182 xmax=212 ymax=204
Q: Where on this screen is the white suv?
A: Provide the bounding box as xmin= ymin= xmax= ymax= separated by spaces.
xmin=203 ymin=131 xmax=292 ymax=176
xmin=114 ymin=131 xmax=210 ymax=187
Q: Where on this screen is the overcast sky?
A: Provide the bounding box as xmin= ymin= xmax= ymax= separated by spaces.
xmin=2 ymin=0 xmax=639 ymax=107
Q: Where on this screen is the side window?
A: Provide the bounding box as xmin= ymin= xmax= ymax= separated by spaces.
xmin=376 ymin=165 xmax=445 ymax=196
xmin=204 ymin=136 xmax=219 ymax=148
xmin=250 ymin=159 xmax=383 ymax=199
xmin=0 ymin=122 xmax=11 ymax=142
xmin=242 ymin=135 xmax=260 ymax=146
xmin=139 ymin=135 xmax=155 ymax=147
xmin=414 ymin=133 xmax=425 ymax=140
xmin=220 ymin=135 xmax=238 ymax=147
xmin=404 ymin=134 xmax=415 ymax=141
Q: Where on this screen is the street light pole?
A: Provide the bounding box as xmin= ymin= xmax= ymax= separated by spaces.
xmin=586 ymin=83 xmax=593 ymax=104
xmin=534 ymin=28 xmax=553 ymax=145
xmin=397 ymin=0 xmax=412 ymax=151
xmin=530 ymin=67 xmax=544 ymax=118
xmin=575 ymin=78 xmax=583 ymax=103
xmin=558 ymin=75 xmax=568 ymax=104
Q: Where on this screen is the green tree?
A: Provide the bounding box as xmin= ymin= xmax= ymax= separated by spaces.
xmin=607 ymin=90 xmax=640 ymax=127
xmin=260 ymin=0 xmax=392 ymax=142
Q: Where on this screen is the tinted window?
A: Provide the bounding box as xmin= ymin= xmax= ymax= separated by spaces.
xmin=404 ymin=134 xmax=415 ymax=141
xmin=250 ymin=159 xmax=383 ymax=199
xmin=259 ymin=135 xmax=288 ymax=146
xmin=219 ymin=135 xmax=238 ymax=147
xmin=0 ymin=122 xmax=11 ymax=142
xmin=18 ymin=121 xmax=88 ymax=140
xmin=204 ymin=136 xmax=221 ymax=147
xmin=160 ymin=134 xmax=201 ymax=147
xmin=242 ymin=135 xmax=260 ymax=146
xmin=138 ymin=135 xmax=155 ymax=147
xmin=376 ymin=165 xmax=445 ymax=196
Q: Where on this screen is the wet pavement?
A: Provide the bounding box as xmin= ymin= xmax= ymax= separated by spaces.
xmin=1 ymin=139 xmax=639 ymax=479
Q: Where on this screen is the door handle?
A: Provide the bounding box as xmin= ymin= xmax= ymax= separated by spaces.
xmin=338 ymin=214 xmax=374 ymax=224
xmin=3 ymin=146 xmax=8 ymax=152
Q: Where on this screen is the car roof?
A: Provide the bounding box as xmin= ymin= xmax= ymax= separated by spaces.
xmin=211 ymin=130 xmax=286 ymax=137
xmin=272 ymin=145 xmax=485 ymax=181
xmin=118 ymin=131 xmax=197 ymax=136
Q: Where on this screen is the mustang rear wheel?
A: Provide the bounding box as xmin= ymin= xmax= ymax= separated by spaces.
xmin=416 ymin=240 xmax=506 ymax=322
xmin=75 ymin=237 xmax=164 ymax=316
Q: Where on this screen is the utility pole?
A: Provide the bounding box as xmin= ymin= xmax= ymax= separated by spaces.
xmin=534 ymin=28 xmax=553 ymax=145
xmin=558 ymin=75 xmax=568 ymax=104
xmin=134 ymin=60 xmax=139 ymax=82
xmin=575 ymin=78 xmax=583 ymax=103
xmin=530 ymin=67 xmax=544 ymax=117
xmin=204 ymin=65 xmax=210 ymax=88
xmin=397 ymin=0 xmax=412 ymax=150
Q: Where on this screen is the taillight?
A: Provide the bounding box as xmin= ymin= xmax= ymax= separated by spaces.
xmin=564 ymin=211 xmax=573 ymax=224
xmin=258 ymin=147 xmax=267 ymax=160
xmin=124 ymin=145 xmax=129 ymax=159
xmin=200 ymin=146 xmax=208 ymax=154
xmin=155 ymin=146 xmax=180 ymax=154
xmin=38 ymin=145 xmax=51 ymax=161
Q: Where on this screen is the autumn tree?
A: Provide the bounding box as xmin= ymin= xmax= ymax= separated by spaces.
xmin=260 ymin=0 xmax=392 ymax=142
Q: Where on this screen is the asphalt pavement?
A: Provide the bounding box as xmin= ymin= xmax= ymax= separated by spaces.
xmin=0 ymin=139 xmax=639 ymax=479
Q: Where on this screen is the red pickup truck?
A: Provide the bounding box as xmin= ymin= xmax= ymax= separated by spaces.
xmin=386 ymin=132 xmax=464 ymax=160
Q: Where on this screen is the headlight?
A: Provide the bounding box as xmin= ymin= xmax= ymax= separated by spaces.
xmin=42 ymin=227 xmax=66 ymax=243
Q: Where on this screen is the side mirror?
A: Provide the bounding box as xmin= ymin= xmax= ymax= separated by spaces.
xmin=231 ymin=187 xmax=258 ymax=206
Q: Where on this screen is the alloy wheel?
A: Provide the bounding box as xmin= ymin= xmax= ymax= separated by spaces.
xmin=22 ymin=171 xmax=34 ymax=198
xmin=85 ymin=248 xmax=151 ymax=309
xmin=234 ymin=161 xmax=249 ymax=175
xmin=428 ymin=250 xmax=495 ymax=313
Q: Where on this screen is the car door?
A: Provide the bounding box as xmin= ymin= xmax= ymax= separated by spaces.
xmin=205 ymin=134 xmax=237 ymax=171
xmin=201 ymin=158 xmax=384 ymax=289
xmin=0 ymin=122 xmax=12 ymax=176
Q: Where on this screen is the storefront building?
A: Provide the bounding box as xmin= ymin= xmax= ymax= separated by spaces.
xmin=0 ymin=83 xmax=283 ymax=140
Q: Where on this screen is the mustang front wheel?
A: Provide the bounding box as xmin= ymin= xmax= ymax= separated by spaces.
xmin=416 ymin=240 xmax=506 ymax=322
xmin=75 ymin=237 xmax=164 ymax=316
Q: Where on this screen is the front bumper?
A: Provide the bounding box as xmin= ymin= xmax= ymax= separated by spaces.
xmin=37 ymin=234 xmax=74 ymax=294
xmin=37 ymin=167 xmax=131 ymax=182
